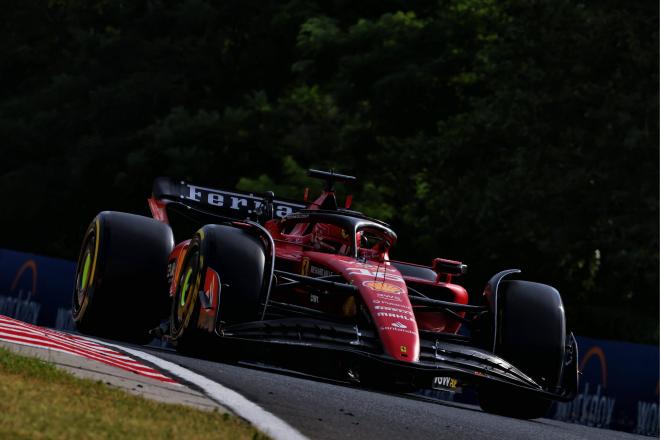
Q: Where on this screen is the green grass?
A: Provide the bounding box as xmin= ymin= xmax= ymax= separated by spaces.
xmin=0 ymin=347 xmax=268 ymax=439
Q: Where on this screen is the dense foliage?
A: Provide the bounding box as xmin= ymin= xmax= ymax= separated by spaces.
xmin=0 ymin=0 xmax=657 ymax=342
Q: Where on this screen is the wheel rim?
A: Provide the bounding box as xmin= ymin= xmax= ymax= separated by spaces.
xmin=78 ymin=251 xmax=92 ymax=302
xmin=180 ymin=268 xmax=193 ymax=308
xmin=73 ymin=227 xmax=96 ymax=317
xmin=171 ymin=246 xmax=201 ymax=336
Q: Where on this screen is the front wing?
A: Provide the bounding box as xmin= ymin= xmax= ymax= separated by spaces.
xmin=213 ymin=317 xmax=578 ymax=401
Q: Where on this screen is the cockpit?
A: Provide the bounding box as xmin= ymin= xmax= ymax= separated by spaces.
xmin=273 ymin=211 xmax=397 ymax=261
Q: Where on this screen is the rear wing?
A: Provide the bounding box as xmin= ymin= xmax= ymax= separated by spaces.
xmin=151 ymin=177 xmax=306 ymax=223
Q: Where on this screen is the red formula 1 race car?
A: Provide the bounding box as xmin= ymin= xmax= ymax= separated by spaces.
xmin=72 ymin=169 xmax=578 ymax=419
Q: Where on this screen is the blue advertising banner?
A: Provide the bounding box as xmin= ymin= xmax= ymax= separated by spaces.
xmin=0 ymin=248 xmax=76 ymax=330
xmin=552 ymin=336 xmax=659 ymax=435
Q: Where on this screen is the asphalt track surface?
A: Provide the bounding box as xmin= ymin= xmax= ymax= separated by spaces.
xmin=125 ymin=344 xmax=644 ymax=440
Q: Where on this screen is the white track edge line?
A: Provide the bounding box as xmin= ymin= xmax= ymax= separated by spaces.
xmin=96 ymin=340 xmax=309 ymax=440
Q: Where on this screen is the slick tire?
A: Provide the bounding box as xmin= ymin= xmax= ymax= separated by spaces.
xmin=72 ymin=211 xmax=174 ymax=344
xmin=478 ymin=280 xmax=566 ymax=419
xmin=170 ymin=224 xmax=266 ymax=355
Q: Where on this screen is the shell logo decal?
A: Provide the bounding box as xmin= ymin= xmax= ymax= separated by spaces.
xmin=362 ymin=280 xmax=403 ymax=295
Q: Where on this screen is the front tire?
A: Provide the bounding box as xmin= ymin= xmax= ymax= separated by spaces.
xmin=170 ymin=224 xmax=267 ymax=354
xmin=72 ymin=212 xmax=174 ymax=344
xmin=478 ymin=280 xmax=566 ymax=419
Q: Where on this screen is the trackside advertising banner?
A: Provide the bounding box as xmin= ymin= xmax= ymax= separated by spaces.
xmin=0 ymin=247 xmax=657 ymax=435
xmin=552 ymin=336 xmax=659 ymax=436
xmin=0 ymin=248 xmax=75 ymax=331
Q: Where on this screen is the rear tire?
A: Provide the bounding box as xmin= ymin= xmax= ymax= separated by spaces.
xmin=478 ymin=280 xmax=566 ymax=419
xmin=72 ymin=212 xmax=174 ymax=344
xmin=170 ymin=224 xmax=266 ymax=354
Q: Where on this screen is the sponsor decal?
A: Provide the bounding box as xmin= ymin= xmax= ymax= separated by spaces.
xmin=635 ymin=401 xmax=658 ymax=436
xmin=301 ymin=257 xmax=310 ymax=276
xmin=554 ymin=383 xmax=616 ymax=430
xmin=0 ymin=292 xmax=40 ymax=325
xmin=433 ymin=377 xmax=458 ymax=390
xmin=376 ymin=312 xmax=413 ymax=321
xmin=310 ymin=294 xmax=319 ymax=304
xmin=310 ymin=265 xmax=334 ymax=277
xmin=390 ymin=321 xmax=408 ymax=328
xmin=11 ymin=259 xmax=38 ymax=295
xmin=400 ymin=345 xmax=408 ymax=354
xmin=346 ymin=267 xmax=404 ymax=283
xmin=374 ymin=305 xmax=412 ymax=315
xmin=380 ymin=325 xmax=417 ymax=335
xmin=184 ymin=184 xmax=305 ymax=218
xmin=362 ymin=280 xmax=403 ymax=294
xmin=285 ymin=212 xmax=310 ymax=220
xmin=372 ymin=299 xmax=406 ymax=307
xmin=375 ymin=293 xmax=402 ymax=302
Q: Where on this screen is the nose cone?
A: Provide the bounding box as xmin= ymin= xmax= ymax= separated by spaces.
xmin=346 ymin=265 xmax=420 ymax=361
xmin=374 ymin=312 xmax=419 ymax=362
xmin=320 ymin=258 xmax=420 ymax=362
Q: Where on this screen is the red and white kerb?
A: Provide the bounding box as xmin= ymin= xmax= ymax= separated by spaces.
xmin=0 ymin=315 xmax=177 ymax=383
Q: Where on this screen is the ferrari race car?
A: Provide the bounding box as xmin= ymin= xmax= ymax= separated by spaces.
xmin=72 ymin=169 xmax=578 ymax=418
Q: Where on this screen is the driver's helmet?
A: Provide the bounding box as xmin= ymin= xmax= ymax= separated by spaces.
xmin=311 ymin=223 xmax=352 ymax=255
